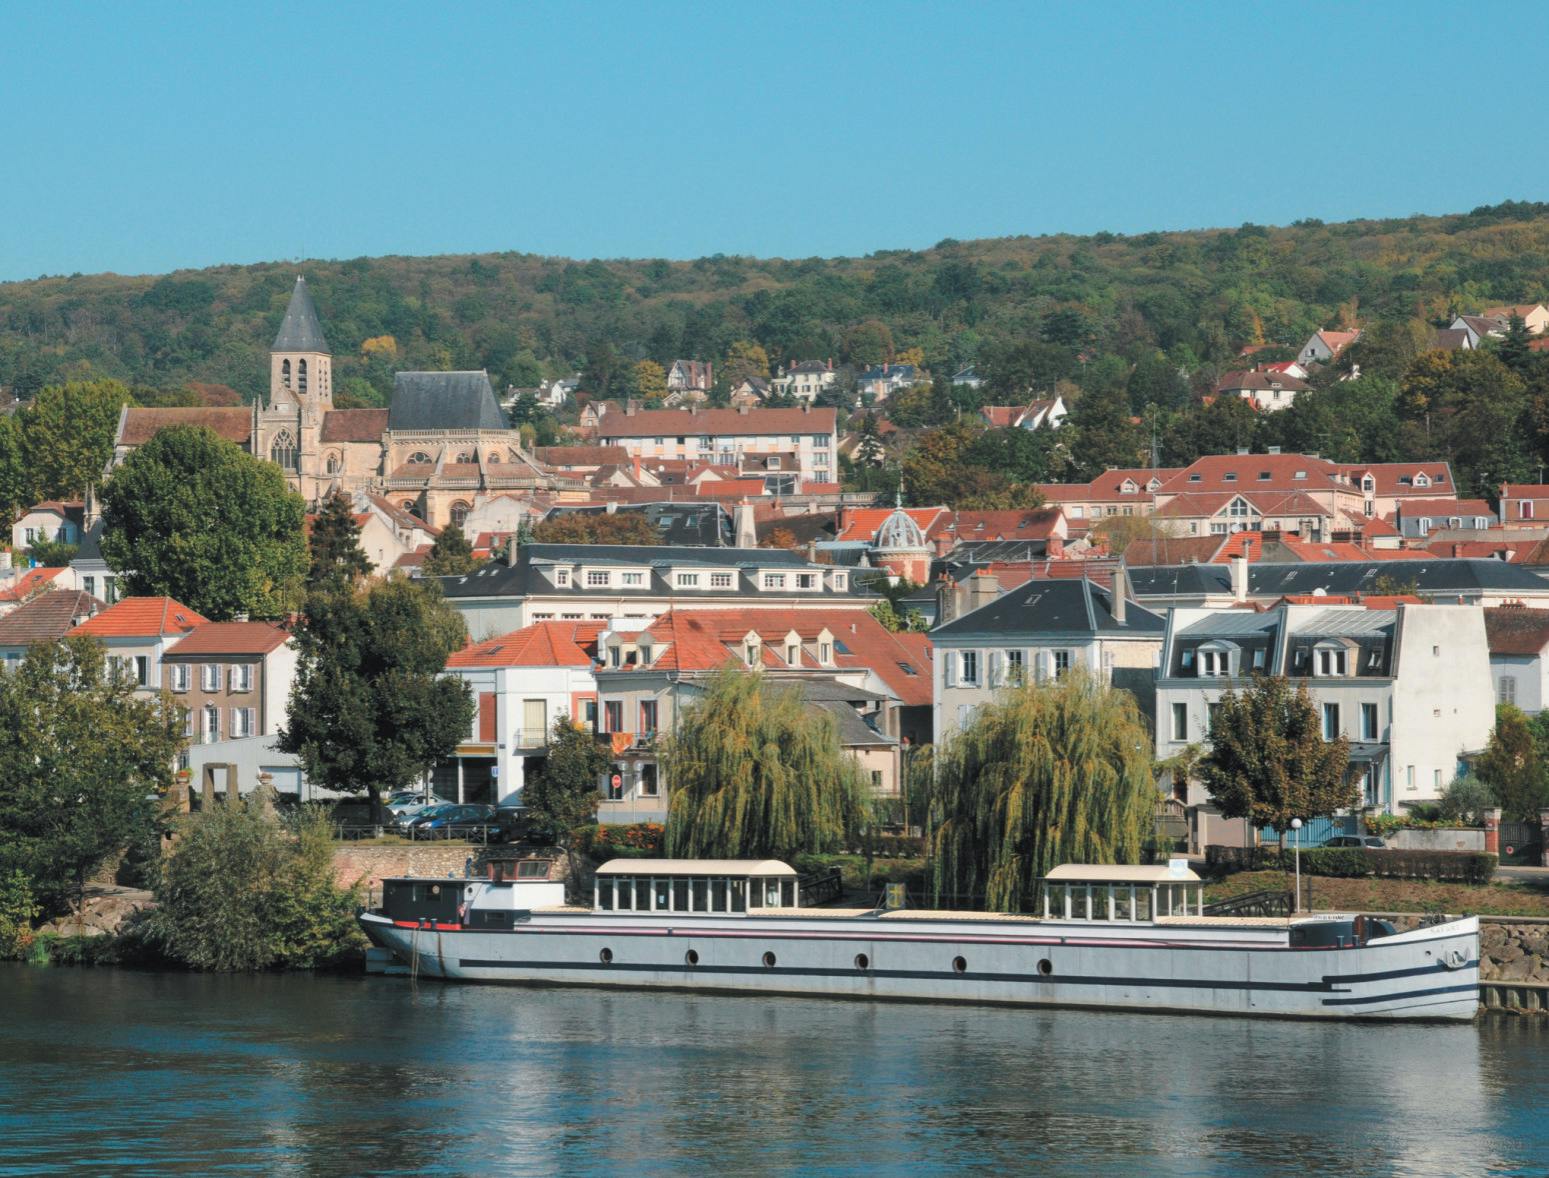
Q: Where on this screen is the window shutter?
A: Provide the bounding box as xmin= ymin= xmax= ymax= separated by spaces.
xmin=988 ymin=651 xmax=1003 ymax=688
xmin=944 ymin=653 xmax=957 ymax=687
xmin=478 ymin=692 xmax=497 ymax=743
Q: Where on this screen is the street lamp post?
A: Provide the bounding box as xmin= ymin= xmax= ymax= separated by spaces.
xmin=1290 ymin=817 xmax=1303 ymax=913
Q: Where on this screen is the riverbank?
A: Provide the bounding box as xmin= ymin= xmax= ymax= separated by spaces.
xmin=1203 ymin=870 xmax=1549 ymax=917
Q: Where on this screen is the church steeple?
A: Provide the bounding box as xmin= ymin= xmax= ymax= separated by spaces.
xmin=269 ymin=276 xmax=332 ymax=410
xmin=272 ymin=276 xmax=329 ymax=354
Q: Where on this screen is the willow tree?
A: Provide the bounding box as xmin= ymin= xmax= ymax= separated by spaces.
xmin=662 ymin=670 xmax=870 ymax=859
xmin=932 ymin=673 xmax=1157 ymax=913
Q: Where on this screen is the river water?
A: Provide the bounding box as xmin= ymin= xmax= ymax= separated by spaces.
xmin=1 ymin=964 xmax=1546 ymax=1177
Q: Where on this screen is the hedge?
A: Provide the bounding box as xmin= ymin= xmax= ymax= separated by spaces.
xmin=576 ymin=823 xmax=666 ymax=860
xmin=1206 ymin=844 xmax=1497 ymax=885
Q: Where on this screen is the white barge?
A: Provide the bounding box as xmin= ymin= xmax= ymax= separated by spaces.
xmin=358 ymin=858 xmax=1480 ymax=1022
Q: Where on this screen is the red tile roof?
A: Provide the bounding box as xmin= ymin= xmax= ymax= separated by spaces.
xmin=165 ymin=621 xmax=290 ymax=657
xmin=597 ymin=406 xmax=837 ymax=439
xmin=1484 ymin=606 xmax=1549 ymax=655
xmin=642 ymin=609 xmax=932 ymax=707
xmin=22 ymin=500 xmax=84 ymax=517
xmin=319 ymin=409 xmax=389 ymax=443
xmin=1337 ymin=462 xmax=1454 ymax=496
xmin=446 ymin=621 xmax=605 ymax=668
xmin=836 ymin=507 xmax=950 ymax=542
xmin=0 ymin=567 xmax=67 ymax=602
xmin=536 ymin=446 xmax=630 ymax=468
xmin=948 ymin=509 xmax=1063 ymax=541
xmin=72 ymin=597 xmax=207 ymax=638
xmin=1396 ymin=498 xmax=1492 ymax=517
xmin=1160 ymin=454 xmax=1342 ymax=495
xmin=118 ymin=407 xmax=253 ymax=446
xmin=0 ymin=590 xmax=102 ymax=646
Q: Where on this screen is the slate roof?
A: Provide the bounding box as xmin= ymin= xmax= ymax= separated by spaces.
xmin=1433 ymin=329 xmax=1471 ymax=351
xmin=931 ymin=577 xmax=1165 ymax=640
xmin=387 ymin=372 xmax=507 ymax=432
xmin=271 ymin=277 xmax=329 ymax=353
xmin=0 ymin=590 xmax=102 ymax=646
xmin=1215 ymin=370 xmax=1310 ymax=393
xmin=1129 ymin=558 xmax=1549 ymax=601
xmin=446 ymin=621 xmax=605 ymax=668
xmin=164 ymin=621 xmax=290 ymax=657
xmin=118 ymin=407 xmax=254 ymax=447
xmin=320 ymin=409 xmax=389 ymax=443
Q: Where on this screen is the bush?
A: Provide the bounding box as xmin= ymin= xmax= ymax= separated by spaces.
xmin=149 ymin=793 xmax=365 ymax=971
xmin=871 ymin=835 xmax=926 ymax=858
xmin=576 ymin=823 xmax=665 ymax=860
xmin=1299 ymin=847 xmax=1371 ymax=877
xmin=0 ymin=869 xmax=39 ymax=960
xmin=1206 ymin=845 xmax=1497 ymax=885
xmin=1436 ymin=776 xmax=1497 ymax=826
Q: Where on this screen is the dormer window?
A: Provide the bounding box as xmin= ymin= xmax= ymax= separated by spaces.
xmin=586 ymin=570 xmax=610 ymax=587
xmin=762 ymin=573 xmax=787 ymax=590
xmin=555 ymin=569 xmax=571 ymax=587
xmin=786 ymin=642 xmax=800 ymax=665
xmin=1196 ymin=642 xmax=1237 ymax=678
xmin=832 ymin=573 xmax=847 ymax=591
xmin=1147 ymin=478 xmax=1162 ymax=491
xmin=1314 ymin=643 xmax=1348 ymax=677
xmin=1414 ymin=473 xmax=1430 ymax=488
xmin=1361 ymin=475 xmax=1375 ymax=492
xmin=676 ymin=572 xmax=699 ymax=588
xmin=1188 ymin=474 xmax=1202 ymax=483
xmin=819 ymin=641 xmax=832 ymax=664
xmin=1223 ymin=472 xmax=1237 ymax=482
xmin=744 ymin=639 xmax=760 ymax=666
xmin=1121 ymin=479 xmax=1138 ymax=494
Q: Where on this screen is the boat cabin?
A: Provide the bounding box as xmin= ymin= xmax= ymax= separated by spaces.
xmin=1042 ymin=862 xmax=1204 ymax=922
xmin=593 ymin=859 xmax=799 ymax=914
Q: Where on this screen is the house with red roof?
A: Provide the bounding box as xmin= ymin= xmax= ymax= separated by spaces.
xmin=1297 ymin=328 xmax=1361 ymax=369
xmin=1481 ymin=305 xmax=1549 ymax=334
xmin=977 ymin=396 xmax=1067 ymax=431
xmin=11 ymin=500 xmax=85 ymax=551
xmin=1034 ymin=468 xmax=1181 ymax=534
xmin=1486 ymin=605 xmax=1549 ymax=714
xmin=590 ymin=609 xmax=931 ymax=822
xmin=597 ymin=403 xmax=837 ymax=484
xmin=439 ymin=621 xmax=605 ymax=805
xmin=0 ymin=589 xmax=102 ymax=666
xmin=71 ymin=596 xmax=207 ymax=692
xmin=0 ymin=567 xmax=69 ymax=615
xmin=1394 ymin=498 xmax=1495 ymax=539
xmin=1497 ymin=484 xmax=1549 ymax=528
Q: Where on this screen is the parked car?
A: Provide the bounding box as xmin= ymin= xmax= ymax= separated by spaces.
xmin=1323 ymin=835 xmax=1388 ymax=849
xmin=386 ymin=791 xmax=450 ymax=819
xmin=409 ymin=804 xmax=505 ymax=842
xmin=390 ymin=801 xmax=460 ymax=834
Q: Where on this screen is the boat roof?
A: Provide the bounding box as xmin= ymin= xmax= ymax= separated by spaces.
xmin=595 ymin=858 xmax=797 ymax=877
xmin=1044 ymin=864 xmax=1202 ymax=884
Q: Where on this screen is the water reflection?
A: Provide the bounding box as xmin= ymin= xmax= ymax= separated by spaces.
xmin=0 ymin=965 xmax=1542 ymax=1176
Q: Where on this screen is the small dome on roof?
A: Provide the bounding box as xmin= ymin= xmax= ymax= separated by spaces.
xmin=876 ymin=506 xmax=927 ymax=552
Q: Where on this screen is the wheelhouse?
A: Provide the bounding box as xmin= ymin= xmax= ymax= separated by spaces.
xmin=593 ymin=859 xmax=799 ymax=914
xmin=1041 ymin=862 xmax=1204 ymax=922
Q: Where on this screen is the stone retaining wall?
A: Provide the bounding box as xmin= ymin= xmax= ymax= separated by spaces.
xmin=1480 ymin=917 xmax=1549 ymax=984
xmin=331 ymin=844 xmax=568 ymax=898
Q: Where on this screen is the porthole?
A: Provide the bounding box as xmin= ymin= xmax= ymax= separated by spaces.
xmin=762 ymin=951 xmax=777 ymax=968
xmin=1038 ymin=958 xmax=1053 ymax=976
xmin=854 ymin=953 xmax=870 ymax=971
xmin=685 ymin=949 xmax=699 ymax=967
xmin=599 ymin=948 xmax=613 ymax=965
xmin=952 ymin=955 xmax=968 ymax=974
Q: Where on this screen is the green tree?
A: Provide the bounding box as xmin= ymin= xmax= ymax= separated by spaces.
xmin=721 ymin=340 xmax=770 ymax=388
xmin=632 ymin=359 xmax=668 ymax=402
xmin=422 ymin=522 xmax=480 ymax=576
xmin=531 ymin=512 xmax=661 ymax=545
xmin=100 ymin=426 xmax=307 ymax=620
xmin=307 ymin=489 xmax=371 ymax=591
xmin=1161 ymin=395 xmax=1260 ymax=465
xmin=1126 ymin=352 xmax=1190 ymax=413
xmin=1398 ymin=350 xmax=1530 ymax=495
xmin=150 ymin=796 xmax=365 ymax=971
xmin=23 ymin=539 xmax=78 ymax=568
xmin=18 ymin=379 xmax=133 ymax=502
xmin=854 ymin=411 xmax=886 ymax=467
xmin=1197 ymin=676 xmax=1354 ymax=846
xmin=930 ymin=675 xmax=1158 ymax=913
xmin=1068 ymin=384 xmax=1145 ymax=478
xmin=1476 ymin=704 xmax=1549 ymax=821
xmin=0 ymin=636 xmax=183 ymax=913
xmin=279 ymin=578 xmax=475 ymax=820
xmin=843 ymin=320 xmax=894 ymax=368
xmin=902 ymin=420 xmax=1043 ymax=508
xmin=524 ymin=717 xmax=610 ymax=847
xmin=664 ymin=670 xmax=870 ymax=858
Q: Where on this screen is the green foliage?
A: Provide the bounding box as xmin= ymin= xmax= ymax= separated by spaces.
xmin=24 ymin=540 xmax=78 ymax=568
xmin=99 ymin=425 xmax=308 ymax=620
xmin=1206 ymin=844 xmax=1497 ymax=885
xmin=16 ymin=380 xmax=132 ymax=504
xmin=307 ymin=490 xmax=371 ymax=591
xmin=1436 ymin=776 xmax=1497 ymax=826
xmin=421 ymin=522 xmax=480 ymax=576
xmin=931 ymin=675 xmax=1158 ymax=913
xmin=530 ymin=512 xmax=661 ymax=545
xmin=280 ymin=578 xmax=474 ymax=814
xmin=901 ymin=419 xmax=1045 ymax=508
xmin=0 ymin=869 xmax=39 ymax=960
xmin=525 ymin=718 xmax=611 ymax=845
xmin=150 ymin=797 xmax=365 ymax=971
xmin=867 ymin=598 xmax=928 ymax=633
xmin=664 ymin=670 xmax=870 ymax=859
xmin=0 ymin=636 xmax=182 ymax=912
xmin=1198 ymin=676 xmax=1355 ymax=839
xmin=574 ymin=822 xmax=666 ymax=860
xmin=1475 ymin=704 xmax=1549 ymax=821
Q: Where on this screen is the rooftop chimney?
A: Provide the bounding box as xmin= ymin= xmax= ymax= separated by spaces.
xmin=734 ymin=500 xmax=756 ymax=549
xmin=969 ymin=572 xmax=1001 ymax=615
xmin=505 ymin=533 xmax=520 ymax=566
xmin=1112 ymin=562 xmax=1129 ymax=625
xmin=1229 ymin=554 xmax=1249 ymax=604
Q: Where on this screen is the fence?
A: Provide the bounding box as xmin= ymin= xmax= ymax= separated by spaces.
xmin=1500 ymin=821 xmax=1542 ymax=864
xmin=332 ymin=823 xmax=505 ymax=844
xmin=1256 ymin=815 xmax=1358 ymax=847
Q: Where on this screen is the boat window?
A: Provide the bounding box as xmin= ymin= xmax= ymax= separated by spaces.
xmin=673 ymin=879 xmax=689 ymax=911
xmin=711 ymin=879 xmax=728 ymax=912
xmin=1135 ymin=889 xmax=1151 ymax=921
xmin=764 ymin=880 xmax=783 ymax=908
xmin=781 ymin=879 xmax=795 ymax=907
xmin=730 ymin=882 xmax=746 ymax=913
xmin=598 ymin=883 xmax=614 ymax=911
xmin=616 ymin=878 xmax=633 ymax=910
xmin=1114 ymin=887 xmax=1133 ymax=921
xmin=692 ymin=878 xmax=708 ymax=912
xmin=654 ymin=878 xmax=671 ymax=911
xmin=749 ymin=882 xmax=764 ymax=909
xmin=516 ymin=860 xmax=549 ymax=879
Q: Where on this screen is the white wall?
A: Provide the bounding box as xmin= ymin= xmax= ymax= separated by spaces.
xmin=1390 ymin=605 xmax=1495 ymax=806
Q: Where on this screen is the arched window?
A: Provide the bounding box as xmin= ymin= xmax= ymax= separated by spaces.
xmin=455 ymin=451 xmax=475 ymax=464
xmin=487 ymin=453 xmax=499 ymax=464
xmin=270 ymin=429 xmax=298 ymax=472
xmin=408 ymin=452 xmax=432 ymax=465
xmin=400 ymin=500 xmax=417 ymax=516
xmin=450 ymin=501 xmax=471 ymax=528
xmin=324 ymin=452 xmax=341 ymax=475
xmin=281 ymin=358 xmax=291 ymax=389
xmin=297 ymin=358 xmax=308 ymax=394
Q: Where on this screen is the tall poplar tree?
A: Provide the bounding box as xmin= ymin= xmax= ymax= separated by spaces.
xmin=931 ymin=675 xmax=1157 ymax=913
xmin=307 ymin=490 xmax=371 ymax=591
xmin=422 ymin=522 xmax=480 ymax=576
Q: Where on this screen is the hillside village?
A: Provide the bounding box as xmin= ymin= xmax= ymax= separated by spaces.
xmin=4 ymin=270 xmax=1549 ymax=867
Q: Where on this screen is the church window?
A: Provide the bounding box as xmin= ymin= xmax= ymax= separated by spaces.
xmin=281 ymin=358 xmax=291 ymax=389
xmin=487 ymin=453 xmax=499 ymax=464
xmin=399 ymin=501 xmax=417 ymax=515
xmin=270 ymin=429 xmax=298 ymax=472
xmin=297 ymin=359 xmax=308 ymax=394
xmin=450 ymin=501 xmax=471 ymax=528
xmin=408 ymin=452 xmax=432 ymax=465
xmin=324 ymin=452 xmax=341 ymax=475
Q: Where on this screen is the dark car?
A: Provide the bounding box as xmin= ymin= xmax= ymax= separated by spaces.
xmin=494 ymin=806 xmax=548 ymax=846
xmin=409 ymin=803 xmax=504 ymax=842
xmin=388 ymin=801 xmax=458 ymax=834
xmin=1324 ymin=835 xmax=1387 ymax=849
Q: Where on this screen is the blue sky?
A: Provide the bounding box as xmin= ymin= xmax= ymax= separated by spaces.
xmin=0 ymin=1 xmax=1543 ymax=281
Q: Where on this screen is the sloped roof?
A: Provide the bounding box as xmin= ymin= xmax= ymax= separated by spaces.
xmin=387 ymin=372 xmax=507 ymax=432
xmin=597 ymin=406 xmax=837 ymax=439
xmin=447 ymin=621 xmax=605 ymax=668
xmin=1484 ymin=607 xmax=1549 ymax=655
xmin=837 ymin=507 xmax=949 ymax=543
xmin=535 ymin=446 xmax=630 ymax=468
xmin=164 ymin=621 xmax=290 ymax=657
xmin=0 ymin=590 xmax=102 ymax=646
xmin=272 ymin=277 xmax=329 ymax=352
xmin=1215 ymin=370 xmax=1310 ymax=393
xmin=73 ymin=596 xmax=207 ymax=638
xmin=0 ymin=567 xmax=68 ymax=602
xmin=118 ymin=407 xmax=253 ymax=447
xmin=1121 ymin=536 xmax=1230 ymax=566
xmin=1396 ymin=498 xmax=1493 ymax=518
xmin=932 ymin=577 xmax=1165 ymax=640
xmin=320 ymin=409 xmax=388 ymax=443
xmin=948 ymin=509 xmax=1063 ymax=542
xmin=367 ymin=495 xmax=441 ymax=536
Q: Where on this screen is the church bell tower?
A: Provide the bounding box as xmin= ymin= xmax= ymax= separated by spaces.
xmin=269 ymin=276 xmax=332 ymax=411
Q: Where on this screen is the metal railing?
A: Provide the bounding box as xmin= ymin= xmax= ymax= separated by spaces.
xmin=1203 ymin=890 xmax=1294 ymax=918
xmin=798 ymin=866 xmax=844 ymax=907
xmin=333 ymin=822 xmax=506 ymax=844
xmin=511 ymin=727 xmax=549 ymax=749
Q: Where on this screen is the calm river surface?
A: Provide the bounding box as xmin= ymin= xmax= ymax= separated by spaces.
xmin=2 ymin=964 xmax=1547 ymax=1177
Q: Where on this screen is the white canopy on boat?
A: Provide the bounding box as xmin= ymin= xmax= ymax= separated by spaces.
xmin=595 ymin=859 xmax=798 ymax=877
xmin=1044 ymin=863 xmax=1201 ymax=884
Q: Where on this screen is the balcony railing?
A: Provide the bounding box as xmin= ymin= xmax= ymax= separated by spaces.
xmin=512 ymin=727 xmax=549 ymax=749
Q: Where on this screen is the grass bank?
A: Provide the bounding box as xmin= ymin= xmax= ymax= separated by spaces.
xmin=1204 ymin=870 xmax=1549 ymax=918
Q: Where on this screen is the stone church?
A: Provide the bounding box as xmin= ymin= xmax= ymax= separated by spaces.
xmin=112 ymin=277 xmax=573 ymax=528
